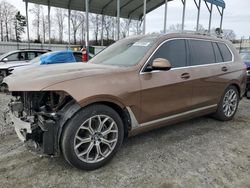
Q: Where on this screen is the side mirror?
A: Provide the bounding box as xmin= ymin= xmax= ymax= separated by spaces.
xmin=146 ymin=58 xmax=171 ymax=72
xmin=3 ymin=58 xmax=8 ymax=62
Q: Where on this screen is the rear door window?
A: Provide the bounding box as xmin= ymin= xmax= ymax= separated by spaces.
xmin=150 ymin=39 xmax=187 ymax=68
xmin=26 ymin=52 xmax=36 ymax=60
xmin=217 ymin=43 xmax=232 ymax=62
xmin=189 ymin=40 xmax=216 ymax=66
xmin=212 ymin=42 xmax=223 ymax=63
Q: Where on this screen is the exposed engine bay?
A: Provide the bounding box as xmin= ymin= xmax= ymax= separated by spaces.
xmin=7 ymin=91 xmax=78 ymax=155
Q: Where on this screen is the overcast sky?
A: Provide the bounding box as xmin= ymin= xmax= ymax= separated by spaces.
xmin=7 ymin=0 xmax=250 ymax=39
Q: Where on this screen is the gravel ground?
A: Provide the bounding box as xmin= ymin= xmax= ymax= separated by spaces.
xmin=0 ymin=93 xmax=250 ymax=188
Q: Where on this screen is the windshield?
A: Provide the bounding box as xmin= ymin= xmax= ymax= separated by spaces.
xmin=241 ymin=52 xmax=250 ymax=61
xmin=89 ymin=36 xmax=158 ymax=67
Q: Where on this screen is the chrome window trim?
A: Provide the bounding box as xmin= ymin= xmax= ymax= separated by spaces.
xmin=140 ymin=37 xmax=234 ymax=75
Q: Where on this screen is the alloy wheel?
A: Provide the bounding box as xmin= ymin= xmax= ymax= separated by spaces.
xmin=74 ymin=115 xmax=118 ymax=163
xmin=222 ymin=89 xmax=238 ymax=117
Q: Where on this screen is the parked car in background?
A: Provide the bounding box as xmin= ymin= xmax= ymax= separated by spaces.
xmin=28 ymin=50 xmax=83 ymax=65
xmin=0 ymin=49 xmax=50 ymax=82
xmin=240 ymin=51 xmax=250 ymax=92
xmin=0 ymin=50 xmax=83 ymax=82
xmin=2 ymin=34 xmax=247 ymax=170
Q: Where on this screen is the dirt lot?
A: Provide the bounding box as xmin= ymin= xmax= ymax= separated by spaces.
xmin=0 ymin=93 xmax=250 ymax=188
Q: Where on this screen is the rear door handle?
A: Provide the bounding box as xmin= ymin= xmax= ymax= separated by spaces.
xmin=181 ymin=73 xmax=190 ymax=80
xmin=221 ymin=66 xmax=228 ymax=72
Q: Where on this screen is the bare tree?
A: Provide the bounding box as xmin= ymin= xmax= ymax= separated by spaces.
xmin=169 ymin=24 xmax=183 ymax=32
xmin=30 ymin=4 xmax=41 ymax=42
xmin=70 ymin=10 xmax=84 ymax=44
xmin=222 ymin=29 xmax=236 ymax=41
xmin=40 ymin=7 xmax=49 ymax=43
xmin=79 ymin=13 xmax=85 ymax=44
xmin=90 ymin=13 xmax=102 ymax=44
xmin=103 ymin=16 xmax=113 ymax=41
xmin=195 ymin=24 xmax=206 ymax=33
xmin=2 ymin=1 xmax=16 ymax=41
xmin=55 ymin=8 xmax=66 ymax=43
xmin=130 ymin=20 xmax=142 ymax=35
xmin=120 ymin=18 xmax=130 ymax=38
xmin=0 ymin=3 xmax=3 ymax=41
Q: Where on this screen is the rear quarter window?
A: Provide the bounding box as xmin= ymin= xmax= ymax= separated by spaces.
xmin=217 ymin=43 xmax=232 ymax=62
xmin=189 ymin=40 xmax=216 ymax=66
xmin=212 ymin=42 xmax=223 ymax=63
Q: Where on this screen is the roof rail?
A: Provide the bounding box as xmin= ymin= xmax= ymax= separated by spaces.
xmin=165 ymin=30 xmax=221 ymax=38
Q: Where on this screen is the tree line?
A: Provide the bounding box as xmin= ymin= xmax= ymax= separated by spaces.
xmin=0 ymin=1 xmax=142 ymax=45
xmin=0 ymin=1 xmax=26 ymax=42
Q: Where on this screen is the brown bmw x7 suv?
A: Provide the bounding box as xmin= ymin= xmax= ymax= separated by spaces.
xmin=2 ymin=33 xmax=247 ymax=170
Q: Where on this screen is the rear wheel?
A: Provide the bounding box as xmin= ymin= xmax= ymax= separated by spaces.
xmin=61 ymin=104 xmax=124 ymax=170
xmin=213 ymin=85 xmax=239 ymax=121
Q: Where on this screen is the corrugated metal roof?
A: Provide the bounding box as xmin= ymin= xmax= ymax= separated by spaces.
xmin=24 ymin=0 xmax=225 ymax=20
xmin=24 ymin=0 xmax=173 ymax=20
xmin=205 ymin=0 xmax=225 ymax=8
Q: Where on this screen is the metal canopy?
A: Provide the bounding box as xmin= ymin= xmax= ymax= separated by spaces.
xmin=24 ymin=0 xmax=226 ymax=55
xmin=205 ymin=0 xmax=225 ymax=8
xmin=24 ymin=0 xmax=174 ymax=20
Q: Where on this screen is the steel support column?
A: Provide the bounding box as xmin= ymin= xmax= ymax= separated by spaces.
xmin=85 ymin=0 xmax=89 ymax=60
xmin=194 ymin=0 xmax=201 ymax=31
xmin=181 ymin=0 xmax=186 ymax=31
xmin=68 ymin=9 xmax=71 ymax=48
xmin=208 ymin=4 xmax=213 ymax=33
xmin=164 ymin=0 xmax=168 ymax=33
xmin=48 ymin=2 xmax=51 ymax=48
xmin=117 ymin=0 xmax=120 ymax=40
xmin=25 ymin=0 xmax=30 ymax=49
xmin=127 ymin=19 xmax=131 ymax=36
xmin=218 ymin=7 xmax=224 ymax=35
xmin=143 ymin=0 xmax=146 ymax=34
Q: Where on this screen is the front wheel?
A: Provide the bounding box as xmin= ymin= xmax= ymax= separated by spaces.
xmin=213 ymin=85 xmax=239 ymax=121
xmin=61 ymin=104 xmax=124 ymax=170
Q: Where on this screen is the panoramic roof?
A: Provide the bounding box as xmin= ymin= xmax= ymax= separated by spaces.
xmin=24 ymin=0 xmax=225 ymax=20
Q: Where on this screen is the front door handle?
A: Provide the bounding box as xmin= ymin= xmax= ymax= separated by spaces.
xmin=181 ymin=73 xmax=190 ymax=80
xmin=221 ymin=66 xmax=228 ymax=72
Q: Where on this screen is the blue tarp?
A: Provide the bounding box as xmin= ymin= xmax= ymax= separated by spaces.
xmin=40 ymin=51 xmax=76 ymax=65
xmin=205 ymin=0 xmax=225 ymax=8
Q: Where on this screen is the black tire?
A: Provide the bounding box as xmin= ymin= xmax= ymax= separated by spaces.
xmin=213 ymin=85 xmax=239 ymax=121
xmin=61 ymin=104 xmax=124 ymax=170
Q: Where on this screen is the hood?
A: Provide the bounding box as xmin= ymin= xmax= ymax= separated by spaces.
xmin=3 ymin=63 xmax=121 ymax=91
xmin=244 ymin=61 xmax=250 ymax=69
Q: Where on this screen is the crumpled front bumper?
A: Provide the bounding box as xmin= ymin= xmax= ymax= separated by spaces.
xmin=8 ymin=110 xmax=57 ymax=155
xmin=9 ymin=112 xmax=32 ymax=142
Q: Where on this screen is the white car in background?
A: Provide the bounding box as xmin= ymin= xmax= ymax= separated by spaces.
xmin=0 ymin=49 xmax=49 ymax=82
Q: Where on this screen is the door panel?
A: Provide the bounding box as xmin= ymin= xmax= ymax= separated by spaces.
xmin=188 ymin=64 xmax=229 ymax=109
xmin=187 ymin=40 xmax=233 ymax=109
xmin=140 ymin=69 xmax=193 ymax=123
xmin=139 ymin=39 xmax=192 ymax=124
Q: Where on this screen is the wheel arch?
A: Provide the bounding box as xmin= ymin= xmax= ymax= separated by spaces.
xmin=57 ymin=98 xmax=132 ymax=154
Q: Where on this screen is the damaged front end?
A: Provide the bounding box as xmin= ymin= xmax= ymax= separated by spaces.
xmin=8 ymin=91 xmax=79 ymax=156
